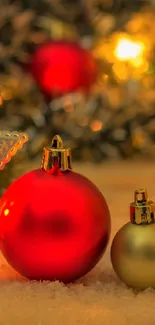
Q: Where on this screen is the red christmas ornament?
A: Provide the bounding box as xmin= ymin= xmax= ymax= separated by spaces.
xmin=28 ymin=41 xmax=97 ymax=99
xmin=0 ymin=135 xmax=110 ymax=283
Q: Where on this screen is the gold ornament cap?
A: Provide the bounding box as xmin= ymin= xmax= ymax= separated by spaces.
xmin=130 ymin=189 xmax=155 ymax=225
xmin=42 ymin=135 xmax=72 ymax=171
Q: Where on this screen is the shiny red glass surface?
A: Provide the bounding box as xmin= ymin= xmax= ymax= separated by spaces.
xmin=0 ymin=167 xmax=111 ymax=282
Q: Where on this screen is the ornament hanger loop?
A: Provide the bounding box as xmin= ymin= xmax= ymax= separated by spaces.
xmin=134 ymin=189 xmax=148 ymax=204
xmin=42 ymin=134 xmax=72 ymax=171
xmin=51 ymin=135 xmax=63 ymax=149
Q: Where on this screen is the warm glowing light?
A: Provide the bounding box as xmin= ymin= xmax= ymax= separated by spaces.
xmin=115 ymin=38 xmax=145 ymax=61
xmin=1 ymin=89 xmax=13 ymax=100
xmin=113 ymin=62 xmax=128 ymax=82
xmin=90 ymin=120 xmax=103 ymax=132
xmin=0 ymin=95 xmax=3 ymax=106
xmin=4 ymin=209 xmax=10 ymax=216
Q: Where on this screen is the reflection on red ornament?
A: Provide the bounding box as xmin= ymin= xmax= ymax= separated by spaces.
xmin=0 ymin=135 xmax=110 ymax=283
xmin=28 ymin=41 xmax=97 ymax=99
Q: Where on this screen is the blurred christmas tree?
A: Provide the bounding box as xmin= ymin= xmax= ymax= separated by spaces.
xmin=1 ymin=0 xmax=155 ymax=168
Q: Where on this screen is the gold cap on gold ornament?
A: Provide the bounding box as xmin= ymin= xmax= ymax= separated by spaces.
xmin=41 ymin=135 xmax=72 ymax=171
xmin=130 ymin=189 xmax=155 ymax=225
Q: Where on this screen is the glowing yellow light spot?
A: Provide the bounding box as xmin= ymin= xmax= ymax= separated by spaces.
xmin=4 ymin=209 xmax=10 ymax=216
xmin=113 ymin=62 xmax=128 ymax=82
xmin=115 ymin=38 xmax=144 ymax=61
xmin=90 ymin=120 xmax=103 ymax=132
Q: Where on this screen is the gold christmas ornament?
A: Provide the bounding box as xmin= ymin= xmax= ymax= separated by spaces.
xmin=111 ymin=189 xmax=155 ymax=289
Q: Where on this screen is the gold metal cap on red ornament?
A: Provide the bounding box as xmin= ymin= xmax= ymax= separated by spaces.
xmin=41 ymin=135 xmax=72 ymax=171
xmin=130 ymin=189 xmax=155 ymax=225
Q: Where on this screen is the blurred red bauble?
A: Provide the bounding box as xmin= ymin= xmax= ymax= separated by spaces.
xmin=28 ymin=41 xmax=97 ymax=98
xmin=0 ymin=135 xmax=110 ymax=283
